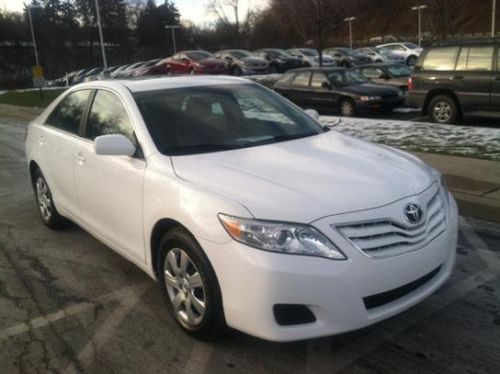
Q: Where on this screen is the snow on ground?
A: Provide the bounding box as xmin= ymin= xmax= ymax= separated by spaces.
xmin=320 ymin=116 xmax=500 ymax=162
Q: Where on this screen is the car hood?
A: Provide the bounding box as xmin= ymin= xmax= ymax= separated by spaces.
xmin=199 ymin=58 xmax=225 ymax=67
xmin=341 ymin=83 xmax=400 ymax=96
xmin=171 ymin=131 xmax=433 ymax=223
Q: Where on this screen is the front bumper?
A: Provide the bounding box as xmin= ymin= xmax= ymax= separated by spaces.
xmin=198 ymin=191 xmax=458 ymax=342
xmin=357 ymin=97 xmax=405 ymax=111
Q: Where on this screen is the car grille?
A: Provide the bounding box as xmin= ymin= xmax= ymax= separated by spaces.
xmin=335 ymin=189 xmax=447 ymax=258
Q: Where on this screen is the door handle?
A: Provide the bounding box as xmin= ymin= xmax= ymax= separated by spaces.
xmin=450 ymin=75 xmax=463 ymax=80
xmin=39 ymin=136 xmax=45 ymax=145
xmin=76 ymin=152 xmax=86 ymax=164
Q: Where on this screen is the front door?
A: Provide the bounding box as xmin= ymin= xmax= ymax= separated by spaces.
xmin=74 ymin=89 xmax=146 ymax=262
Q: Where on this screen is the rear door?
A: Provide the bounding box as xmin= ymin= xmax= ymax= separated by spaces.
xmin=286 ymin=71 xmax=312 ymax=107
xmin=74 ymin=89 xmax=147 ymax=262
xmin=491 ymin=46 xmax=500 ymax=107
xmin=38 ymin=89 xmax=92 ymax=219
xmin=454 ymin=45 xmax=495 ymax=110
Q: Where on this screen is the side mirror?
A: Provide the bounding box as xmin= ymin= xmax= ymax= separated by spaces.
xmin=321 ymin=81 xmax=331 ymax=90
xmin=94 ymin=134 xmax=136 ymax=157
xmin=304 ymin=109 xmax=320 ymax=120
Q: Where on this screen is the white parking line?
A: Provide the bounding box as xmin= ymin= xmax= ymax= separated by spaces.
xmin=62 ymin=284 xmax=149 ymax=373
xmin=183 ymin=342 xmax=214 ymax=374
xmin=0 ymin=282 xmax=150 ymax=341
xmin=305 ymin=219 xmax=500 ymax=373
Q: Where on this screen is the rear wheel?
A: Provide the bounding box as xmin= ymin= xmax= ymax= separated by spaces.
xmin=157 ymin=228 xmax=225 ymax=340
xmin=188 ymin=68 xmax=196 ymax=75
xmin=407 ymin=55 xmax=417 ymax=66
xmin=33 ymin=169 xmax=67 ymax=229
xmin=341 ymin=61 xmax=351 ymax=68
xmin=232 ymin=66 xmax=242 ymax=76
xmin=428 ymin=95 xmax=460 ymax=124
xmin=339 ymin=98 xmax=356 ymax=117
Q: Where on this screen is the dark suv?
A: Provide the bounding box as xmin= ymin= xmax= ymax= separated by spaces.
xmin=407 ymin=39 xmax=500 ymax=124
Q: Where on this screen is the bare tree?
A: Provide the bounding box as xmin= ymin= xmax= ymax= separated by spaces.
xmin=206 ymin=0 xmax=252 ymax=46
xmin=426 ymin=0 xmax=478 ymax=39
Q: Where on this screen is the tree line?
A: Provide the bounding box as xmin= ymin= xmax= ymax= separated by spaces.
xmin=0 ymin=0 xmax=495 ymax=87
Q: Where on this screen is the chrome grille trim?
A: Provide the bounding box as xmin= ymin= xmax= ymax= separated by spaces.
xmin=334 ymin=189 xmax=447 ymax=258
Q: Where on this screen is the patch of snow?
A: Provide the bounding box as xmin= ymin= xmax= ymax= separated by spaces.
xmin=320 ymin=116 xmax=500 ymax=161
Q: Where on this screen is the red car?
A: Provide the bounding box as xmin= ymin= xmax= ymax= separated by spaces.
xmin=164 ymin=50 xmax=227 ymax=75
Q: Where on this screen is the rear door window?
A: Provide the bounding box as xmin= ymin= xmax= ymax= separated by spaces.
xmin=422 ymin=47 xmax=459 ymax=71
xmin=45 ymin=90 xmax=91 ymax=135
xmin=290 ymin=72 xmax=311 ymax=87
xmin=456 ymin=46 xmax=494 ymax=71
xmin=310 ymin=72 xmax=329 ymax=88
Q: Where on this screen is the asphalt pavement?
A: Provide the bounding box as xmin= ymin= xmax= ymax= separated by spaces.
xmin=0 ymin=119 xmax=499 ymax=373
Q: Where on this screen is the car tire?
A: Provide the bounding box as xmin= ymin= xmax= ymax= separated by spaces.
xmin=269 ymin=64 xmax=278 ymax=73
xmin=341 ymin=61 xmax=351 ymax=68
xmin=32 ymin=169 xmax=68 ymax=229
xmin=375 ymin=59 xmax=383 ymax=63
xmin=407 ymin=55 xmax=417 ymax=66
xmin=232 ymin=66 xmax=243 ymax=76
xmin=339 ymin=98 xmax=356 ymax=117
xmin=188 ymin=68 xmax=196 ymax=75
xmin=157 ymin=227 xmax=226 ymax=340
xmin=428 ymin=95 xmax=460 ymax=124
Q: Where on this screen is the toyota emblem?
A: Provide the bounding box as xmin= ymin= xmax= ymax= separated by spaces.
xmin=404 ymin=203 xmax=423 ymax=224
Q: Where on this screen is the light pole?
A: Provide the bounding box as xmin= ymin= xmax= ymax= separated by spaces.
xmin=165 ymin=25 xmax=180 ymax=54
xmin=25 ymin=3 xmax=41 ymax=66
xmin=94 ymin=0 xmax=108 ymax=69
xmin=412 ymin=5 xmax=428 ymax=47
xmin=344 ymin=17 xmax=355 ymax=50
xmin=492 ymin=0 xmax=497 ymax=36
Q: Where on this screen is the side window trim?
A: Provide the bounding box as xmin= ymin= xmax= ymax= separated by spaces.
xmin=80 ymin=89 xmax=97 ymax=137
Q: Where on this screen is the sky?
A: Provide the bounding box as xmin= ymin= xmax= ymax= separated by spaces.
xmin=0 ymin=0 xmax=267 ymax=26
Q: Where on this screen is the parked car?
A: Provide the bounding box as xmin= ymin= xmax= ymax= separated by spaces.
xmin=111 ymin=64 xmax=133 ymax=79
xmin=164 ymin=51 xmax=226 ymax=75
xmin=274 ymin=67 xmax=405 ymax=116
xmin=132 ymin=59 xmax=163 ymax=77
xmin=286 ymin=48 xmax=336 ymax=67
xmin=376 ymin=42 xmax=423 ymax=66
xmin=407 ymin=39 xmax=500 ymax=124
xmin=25 ymin=76 xmax=457 ymax=342
xmin=354 ymin=63 xmax=412 ymax=91
xmin=118 ymin=61 xmax=148 ymax=78
xmin=253 ymin=49 xmax=303 ymax=73
xmin=322 ymin=48 xmax=372 ymax=67
xmin=214 ymin=49 xmax=269 ymax=75
xmin=70 ymin=68 xmax=95 ymax=85
xmin=356 ymin=47 xmax=406 ymax=64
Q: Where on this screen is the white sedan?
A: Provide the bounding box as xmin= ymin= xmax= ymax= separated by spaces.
xmin=25 ymin=76 xmax=458 ymax=342
xmin=376 ymin=42 xmax=423 ymax=66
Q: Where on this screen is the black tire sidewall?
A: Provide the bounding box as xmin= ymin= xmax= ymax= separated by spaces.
xmin=157 ymin=228 xmax=225 ymax=339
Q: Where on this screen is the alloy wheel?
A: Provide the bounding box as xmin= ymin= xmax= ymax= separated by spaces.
xmin=433 ymin=101 xmax=452 ymax=123
xmin=340 ymin=101 xmax=354 ymax=117
xmin=36 ymin=177 xmax=52 ymax=221
xmin=164 ymin=248 xmax=206 ymax=327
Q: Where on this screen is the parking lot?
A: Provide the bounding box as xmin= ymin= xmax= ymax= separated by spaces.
xmin=1 ymin=118 xmax=499 ymax=373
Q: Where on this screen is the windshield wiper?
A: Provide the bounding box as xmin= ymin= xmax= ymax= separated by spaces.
xmin=167 ymin=143 xmax=245 ymax=155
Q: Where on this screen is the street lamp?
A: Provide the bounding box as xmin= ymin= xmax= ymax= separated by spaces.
xmin=344 ymin=17 xmax=355 ymax=50
xmin=165 ymin=25 xmax=180 ymax=54
xmin=94 ymin=0 xmax=108 ymax=69
xmin=412 ymin=5 xmax=428 ymax=47
xmin=492 ymin=0 xmax=497 ymax=36
xmin=25 ymin=3 xmax=42 ymax=66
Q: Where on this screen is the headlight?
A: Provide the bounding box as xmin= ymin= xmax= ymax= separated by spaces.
xmin=218 ymin=214 xmax=347 ymax=260
xmin=359 ymin=96 xmax=382 ymax=101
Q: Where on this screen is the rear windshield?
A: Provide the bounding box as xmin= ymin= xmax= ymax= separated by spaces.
xmin=186 ymin=51 xmax=214 ymax=61
xmin=386 ymin=65 xmax=412 ymax=77
xmin=134 ymin=84 xmax=323 ymax=155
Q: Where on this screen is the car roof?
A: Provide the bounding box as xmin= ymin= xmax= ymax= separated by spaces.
xmin=70 ymin=76 xmax=252 ymax=93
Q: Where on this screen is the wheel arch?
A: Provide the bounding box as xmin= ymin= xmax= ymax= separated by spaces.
xmin=29 ymin=160 xmax=41 ymax=186
xmin=423 ymin=89 xmax=462 ymax=117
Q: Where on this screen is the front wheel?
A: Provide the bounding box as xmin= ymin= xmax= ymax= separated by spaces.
xmin=428 ymin=95 xmax=460 ymax=124
xmin=157 ymin=228 xmax=225 ymax=340
xmin=232 ymin=66 xmax=242 ymax=76
xmin=339 ymin=98 xmax=356 ymax=117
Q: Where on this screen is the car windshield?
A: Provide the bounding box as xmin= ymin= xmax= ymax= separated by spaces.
xmin=300 ymin=49 xmax=318 ymax=57
xmin=327 ymin=70 xmax=368 ymax=87
xmin=186 ymin=51 xmax=214 ymax=61
xmin=134 ymin=84 xmax=323 ymax=155
xmin=404 ymin=43 xmax=419 ymax=50
xmin=271 ymin=50 xmax=294 ymax=58
xmin=386 ymin=65 xmax=412 ymax=77
xmin=335 ymin=48 xmax=352 ymax=55
xmin=229 ymin=50 xmax=252 ymax=59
